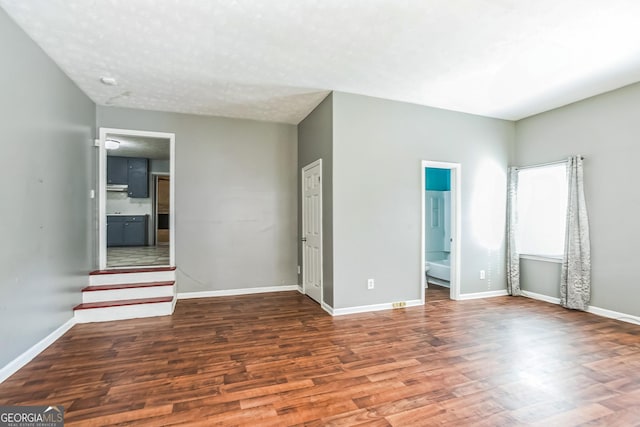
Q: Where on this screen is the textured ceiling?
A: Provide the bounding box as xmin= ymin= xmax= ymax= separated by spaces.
xmin=106 ymin=134 xmax=170 ymax=160
xmin=2 ymin=0 xmax=640 ymax=124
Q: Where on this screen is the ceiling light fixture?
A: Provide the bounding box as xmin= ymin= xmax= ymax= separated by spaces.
xmin=100 ymin=76 xmax=117 ymax=86
xmin=105 ymin=139 xmax=120 ymax=150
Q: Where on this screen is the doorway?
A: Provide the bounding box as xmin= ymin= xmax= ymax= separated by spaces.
xmin=421 ymin=161 xmax=461 ymax=302
xmin=98 ymin=128 xmax=175 ymax=270
xmin=154 ymin=175 xmax=170 ymax=246
xmin=301 ymin=159 xmax=323 ymax=304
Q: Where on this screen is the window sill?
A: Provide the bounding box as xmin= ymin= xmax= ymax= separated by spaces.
xmin=519 ymin=254 xmax=563 ymax=264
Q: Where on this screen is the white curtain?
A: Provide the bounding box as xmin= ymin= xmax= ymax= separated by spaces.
xmin=560 ymin=156 xmax=591 ymax=310
xmin=506 ymin=167 xmax=521 ymax=296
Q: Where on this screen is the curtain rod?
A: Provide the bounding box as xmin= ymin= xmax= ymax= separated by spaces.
xmin=513 ymin=156 xmax=584 ymax=170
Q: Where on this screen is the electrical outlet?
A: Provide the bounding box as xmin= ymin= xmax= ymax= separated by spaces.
xmin=480 ymin=270 xmax=486 ymax=280
xmin=297 ymin=265 xmax=301 ymax=275
xmin=367 ymin=279 xmax=375 ymax=289
xmin=392 ymin=302 xmax=407 ymax=308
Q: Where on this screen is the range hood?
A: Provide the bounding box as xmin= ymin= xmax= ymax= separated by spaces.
xmin=106 ymin=184 xmax=128 ymax=192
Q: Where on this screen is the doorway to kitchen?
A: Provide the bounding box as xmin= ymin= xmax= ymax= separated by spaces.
xmin=98 ymin=128 xmax=175 ymax=269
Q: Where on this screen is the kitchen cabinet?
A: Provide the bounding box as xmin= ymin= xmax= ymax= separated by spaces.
xmin=107 ymin=156 xmax=148 ymax=198
xmin=107 ymin=216 xmax=125 ymax=247
xmin=107 ymin=215 xmax=148 ymax=247
xmin=107 ymin=156 xmax=128 ymax=185
xmin=127 ymin=158 xmax=148 ymax=198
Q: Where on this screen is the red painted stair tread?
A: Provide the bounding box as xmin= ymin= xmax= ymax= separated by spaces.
xmin=82 ymin=281 xmax=174 ymax=292
xmin=74 ymin=297 xmax=173 ymax=310
xmin=89 ymin=266 xmax=176 ymax=275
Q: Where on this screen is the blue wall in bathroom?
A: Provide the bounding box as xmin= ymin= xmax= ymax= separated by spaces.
xmin=425 ymin=167 xmax=450 ymax=191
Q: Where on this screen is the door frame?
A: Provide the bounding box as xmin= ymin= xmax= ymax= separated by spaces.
xmin=152 ymin=172 xmax=170 ymax=246
xmin=421 ymin=160 xmax=461 ymax=302
xmin=301 ymin=159 xmax=323 ymax=304
xmin=98 ymin=127 xmax=176 ymax=269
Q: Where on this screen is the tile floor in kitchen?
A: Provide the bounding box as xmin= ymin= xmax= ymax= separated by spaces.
xmin=107 ymin=245 xmax=170 ymax=268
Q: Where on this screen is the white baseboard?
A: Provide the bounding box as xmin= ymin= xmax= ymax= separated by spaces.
xmin=520 ymin=290 xmax=561 ymax=304
xmin=171 ymin=285 xmax=178 ymax=312
xmin=586 ymin=306 xmax=640 ymax=325
xmin=331 ymin=299 xmax=423 ymax=316
xmin=457 ymin=289 xmax=508 ymax=300
xmin=0 ymin=317 xmax=76 ymax=384
xmin=177 ymin=285 xmax=299 ymax=300
xmin=521 ymin=290 xmax=640 ymax=326
xmin=321 ymin=301 xmax=334 ymax=315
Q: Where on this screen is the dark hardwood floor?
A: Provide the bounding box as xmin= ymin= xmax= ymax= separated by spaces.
xmin=1 ymin=287 xmax=640 ymax=426
xmin=424 ymin=283 xmax=450 ymax=302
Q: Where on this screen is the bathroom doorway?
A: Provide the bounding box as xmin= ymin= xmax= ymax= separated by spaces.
xmin=421 ymin=161 xmax=461 ymax=301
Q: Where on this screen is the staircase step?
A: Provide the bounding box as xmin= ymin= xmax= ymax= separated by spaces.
xmin=80 ymin=267 xmax=177 ymax=323
xmin=90 ymin=266 xmax=176 ymax=275
xmin=89 ymin=267 xmax=176 ymax=286
xmin=81 ymin=281 xmax=175 ymax=303
xmin=74 ymin=296 xmax=174 ymax=323
xmin=74 ymin=296 xmax=173 ymax=311
xmin=82 ymin=281 xmax=174 ymax=292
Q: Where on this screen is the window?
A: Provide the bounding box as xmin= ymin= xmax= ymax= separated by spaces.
xmin=516 ymin=163 xmax=568 ymax=258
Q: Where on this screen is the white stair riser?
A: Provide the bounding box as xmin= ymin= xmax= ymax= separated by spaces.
xmin=82 ymin=286 xmax=174 ymax=303
xmin=74 ymin=302 xmax=174 ymax=323
xmin=90 ymin=271 xmax=175 ymax=286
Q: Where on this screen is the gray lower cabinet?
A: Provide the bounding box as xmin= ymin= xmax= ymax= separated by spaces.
xmin=107 ymin=215 xmax=147 ymax=247
xmin=107 ymin=217 xmax=125 ymax=246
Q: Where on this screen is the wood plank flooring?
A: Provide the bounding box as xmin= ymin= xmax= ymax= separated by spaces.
xmin=1 ymin=286 xmax=640 ymax=426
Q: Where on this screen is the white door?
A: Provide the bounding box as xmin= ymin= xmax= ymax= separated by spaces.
xmin=302 ymin=160 xmax=323 ymax=304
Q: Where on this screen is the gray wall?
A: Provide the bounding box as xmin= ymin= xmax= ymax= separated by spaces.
xmin=515 ymin=82 xmax=640 ymax=316
xmin=297 ymin=93 xmax=334 ymax=306
xmin=0 ymin=8 xmax=95 ymax=367
xmin=520 ymin=259 xmax=562 ymax=299
xmin=150 ymin=159 xmax=170 ymax=173
xmin=332 ymin=92 xmax=514 ymax=309
xmin=97 ymin=107 xmax=298 ymax=293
